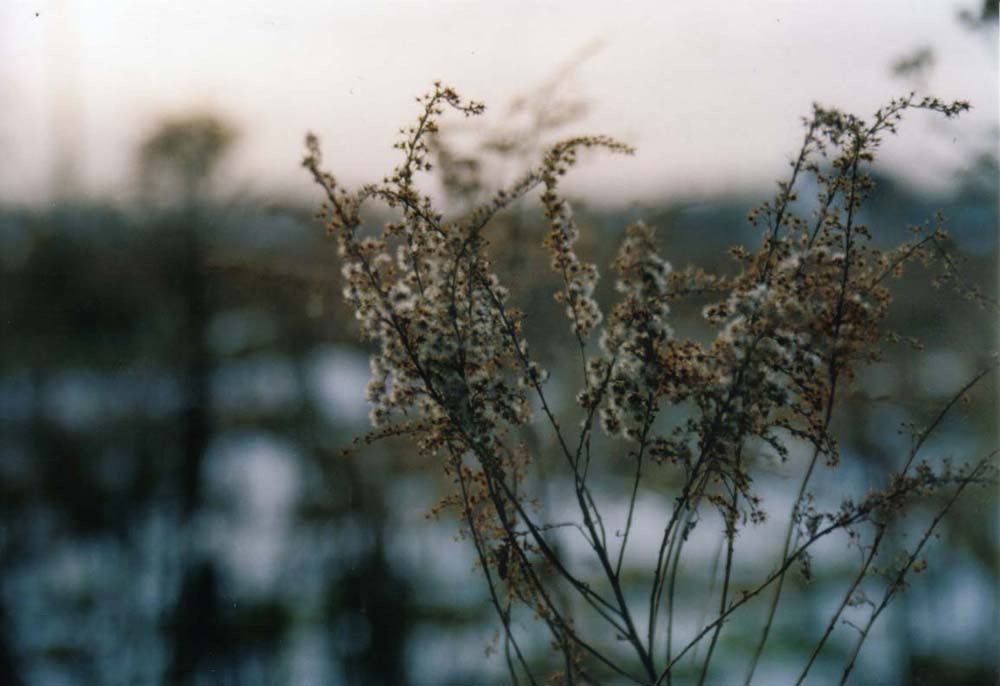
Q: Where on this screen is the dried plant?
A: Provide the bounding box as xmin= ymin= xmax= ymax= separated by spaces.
xmin=304 ymin=82 xmax=995 ymax=685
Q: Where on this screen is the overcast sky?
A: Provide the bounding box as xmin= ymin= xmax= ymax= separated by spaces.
xmin=1 ymin=0 xmax=996 ymax=206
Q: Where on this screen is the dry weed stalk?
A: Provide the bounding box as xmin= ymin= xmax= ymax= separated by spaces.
xmin=304 ymin=82 xmax=995 ymax=685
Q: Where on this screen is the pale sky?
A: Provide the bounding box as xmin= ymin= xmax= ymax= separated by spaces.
xmin=1 ymin=0 xmax=996 ymax=206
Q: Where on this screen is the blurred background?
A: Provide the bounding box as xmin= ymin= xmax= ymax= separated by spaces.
xmin=0 ymin=1 xmax=996 ymax=685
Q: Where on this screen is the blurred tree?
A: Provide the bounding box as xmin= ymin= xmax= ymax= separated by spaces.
xmin=165 ymin=561 xmax=232 ymax=686
xmin=138 ymin=116 xmax=237 ymax=686
xmin=138 ymin=115 xmax=236 ymax=519
xmin=326 ymin=462 xmax=412 ymax=686
xmin=958 ymin=0 xmax=999 ymax=29
xmin=0 ymin=599 xmax=21 ymax=686
xmin=139 ymin=116 xmax=237 ymax=211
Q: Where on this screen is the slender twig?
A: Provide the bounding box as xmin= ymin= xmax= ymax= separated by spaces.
xmin=615 ymin=393 xmax=656 ymax=578
xmin=698 ymin=445 xmax=744 ymax=685
xmin=795 ymin=524 xmax=885 ymax=685
xmin=455 ymin=455 xmax=539 ymax=686
xmin=839 ymin=458 xmax=993 ymax=685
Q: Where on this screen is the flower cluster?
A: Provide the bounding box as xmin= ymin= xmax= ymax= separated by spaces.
xmin=304 ymin=83 xmax=533 ymax=463
xmin=586 ymin=221 xmax=678 ymax=441
xmin=539 ymin=137 xmax=634 ymax=339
